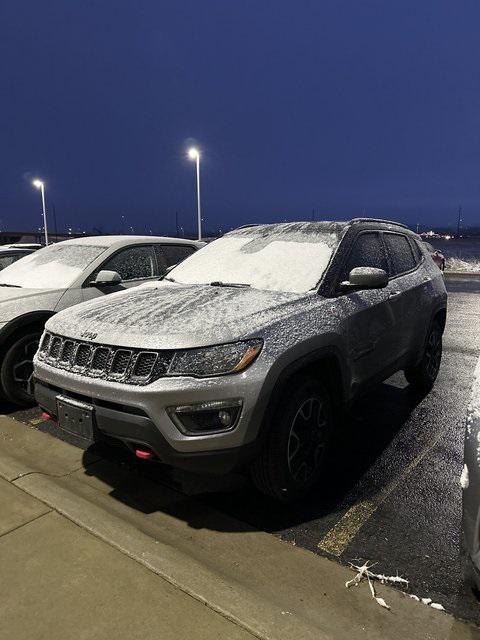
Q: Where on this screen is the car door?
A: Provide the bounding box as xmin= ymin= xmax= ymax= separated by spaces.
xmin=382 ymin=232 xmax=432 ymax=359
xmin=82 ymin=244 xmax=158 ymax=302
xmin=337 ymin=231 xmax=401 ymax=388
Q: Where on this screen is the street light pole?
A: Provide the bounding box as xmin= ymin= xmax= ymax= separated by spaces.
xmin=188 ymin=147 xmax=202 ymax=240
xmin=32 ymin=179 xmax=49 ymax=246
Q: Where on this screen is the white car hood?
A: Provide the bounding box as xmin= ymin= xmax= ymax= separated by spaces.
xmin=0 ymin=287 xmax=66 ymax=322
xmin=45 ymin=281 xmax=309 ymax=349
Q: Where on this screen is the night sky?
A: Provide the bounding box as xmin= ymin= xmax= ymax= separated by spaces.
xmin=1 ymin=0 xmax=480 ymax=235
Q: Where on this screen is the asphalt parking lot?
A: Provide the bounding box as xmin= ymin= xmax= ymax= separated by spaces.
xmin=5 ymin=275 xmax=480 ymax=626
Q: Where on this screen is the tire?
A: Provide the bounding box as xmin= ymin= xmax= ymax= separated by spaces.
xmin=405 ymin=320 xmax=443 ymax=393
xmin=251 ymin=376 xmax=334 ymax=501
xmin=0 ymin=332 xmax=41 ymax=406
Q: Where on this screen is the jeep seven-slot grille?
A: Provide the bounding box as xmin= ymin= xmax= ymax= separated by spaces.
xmin=38 ymin=332 xmax=171 ymax=385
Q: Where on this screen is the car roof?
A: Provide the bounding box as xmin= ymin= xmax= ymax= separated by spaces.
xmin=47 ymin=235 xmax=205 ymax=249
xmin=228 ymin=218 xmax=414 ymax=237
xmin=0 ymin=247 xmax=32 ymax=254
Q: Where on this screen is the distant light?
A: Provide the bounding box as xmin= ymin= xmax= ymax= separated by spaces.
xmin=32 ymin=179 xmax=44 ymax=189
xmin=188 ymin=147 xmax=199 ymax=160
xmin=445 ymin=235 xmax=451 ymax=240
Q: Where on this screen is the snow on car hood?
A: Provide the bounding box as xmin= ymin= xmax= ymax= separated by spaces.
xmin=0 ymin=287 xmax=65 ymax=322
xmin=46 ymin=280 xmax=312 ymax=349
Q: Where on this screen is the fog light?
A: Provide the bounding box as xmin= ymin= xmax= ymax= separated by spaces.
xmin=167 ymin=399 xmax=242 ymax=435
xmin=218 ymin=410 xmax=232 ymax=427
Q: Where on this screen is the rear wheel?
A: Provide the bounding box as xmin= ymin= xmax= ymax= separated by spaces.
xmin=251 ymin=377 xmax=334 ymax=501
xmin=0 ymin=332 xmax=41 ymax=406
xmin=405 ymin=321 xmax=443 ymax=393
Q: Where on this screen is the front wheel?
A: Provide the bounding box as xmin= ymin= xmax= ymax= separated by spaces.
xmin=405 ymin=321 xmax=443 ymax=393
xmin=251 ymin=377 xmax=334 ymax=501
xmin=0 ymin=332 xmax=41 ymax=406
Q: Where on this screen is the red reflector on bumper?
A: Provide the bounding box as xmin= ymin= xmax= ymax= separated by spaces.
xmin=135 ymin=449 xmax=154 ymax=460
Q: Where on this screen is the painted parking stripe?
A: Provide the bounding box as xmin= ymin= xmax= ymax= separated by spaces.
xmin=318 ymin=421 xmax=450 ymax=556
xmin=29 ymin=417 xmax=47 ymax=426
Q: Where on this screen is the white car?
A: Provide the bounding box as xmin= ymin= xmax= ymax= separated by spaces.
xmin=0 ymin=235 xmax=203 ymax=405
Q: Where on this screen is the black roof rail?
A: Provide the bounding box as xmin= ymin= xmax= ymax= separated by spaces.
xmin=236 ymin=224 xmax=261 ymax=229
xmin=349 ymin=217 xmax=411 ymax=230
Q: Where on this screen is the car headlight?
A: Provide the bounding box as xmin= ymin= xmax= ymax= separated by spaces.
xmin=168 ymin=339 xmax=263 ymax=377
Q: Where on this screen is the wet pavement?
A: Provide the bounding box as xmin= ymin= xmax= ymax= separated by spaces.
xmin=5 ymin=276 xmax=480 ymax=626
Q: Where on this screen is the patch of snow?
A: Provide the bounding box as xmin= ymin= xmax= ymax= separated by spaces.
xmin=0 ymin=243 xmax=107 ymax=289
xmin=460 ymin=464 xmax=469 ymax=489
xmin=346 ymin=561 xmax=445 ymax=613
xmin=446 ymin=257 xmax=480 ymax=273
xmin=169 ymin=223 xmax=342 ymax=294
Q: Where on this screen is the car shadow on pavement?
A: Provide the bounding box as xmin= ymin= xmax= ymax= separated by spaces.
xmin=80 ymin=373 xmax=428 ymax=535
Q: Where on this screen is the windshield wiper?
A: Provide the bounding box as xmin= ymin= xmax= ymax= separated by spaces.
xmin=209 ymin=281 xmax=250 ymax=288
xmin=0 ymin=283 xmax=21 ymax=288
xmin=163 ymin=276 xmax=176 ymax=283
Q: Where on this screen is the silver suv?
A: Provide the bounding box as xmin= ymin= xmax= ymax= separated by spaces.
xmin=34 ymin=219 xmax=447 ymax=500
xmin=0 ymin=235 xmax=202 ymax=405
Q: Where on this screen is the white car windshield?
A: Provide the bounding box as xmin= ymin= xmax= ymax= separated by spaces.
xmin=168 ymin=223 xmax=342 ymax=294
xmin=0 ymin=243 xmax=107 ymax=289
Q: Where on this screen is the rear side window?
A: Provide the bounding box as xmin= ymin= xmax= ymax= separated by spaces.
xmin=0 ymin=255 xmax=19 ymax=270
xmin=100 ymin=245 xmax=156 ymax=281
xmin=340 ymin=232 xmax=388 ymax=282
xmin=383 ymin=233 xmax=416 ymax=276
xmin=410 ymin=238 xmax=424 ymax=264
xmin=162 ymin=245 xmax=196 ymax=267
xmin=154 ymin=244 xmax=196 ymax=276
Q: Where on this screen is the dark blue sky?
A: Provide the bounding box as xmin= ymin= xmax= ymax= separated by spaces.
xmin=1 ymin=0 xmax=480 ymax=234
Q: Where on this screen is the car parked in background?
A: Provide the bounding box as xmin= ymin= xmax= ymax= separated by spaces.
xmin=462 ymin=357 xmax=480 ymax=589
xmin=0 ymin=247 xmax=35 ymax=270
xmin=34 ymin=219 xmax=447 ymax=501
xmin=0 ymin=235 xmax=203 ymax=405
xmin=424 ymin=242 xmax=445 ymax=271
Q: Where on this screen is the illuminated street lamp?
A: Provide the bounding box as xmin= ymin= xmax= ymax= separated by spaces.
xmin=32 ymin=179 xmax=49 ymax=246
xmin=187 ymin=147 xmax=202 ymax=240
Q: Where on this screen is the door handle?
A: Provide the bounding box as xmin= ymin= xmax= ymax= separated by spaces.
xmin=389 ymin=290 xmax=401 ymax=298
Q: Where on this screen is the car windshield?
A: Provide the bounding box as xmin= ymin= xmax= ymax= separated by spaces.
xmin=0 ymin=243 xmax=107 ymax=289
xmin=168 ymin=222 xmax=343 ymax=293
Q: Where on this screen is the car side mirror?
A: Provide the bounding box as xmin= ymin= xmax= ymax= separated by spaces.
xmin=340 ymin=267 xmax=388 ymax=292
xmin=89 ymin=270 xmax=122 ymax=287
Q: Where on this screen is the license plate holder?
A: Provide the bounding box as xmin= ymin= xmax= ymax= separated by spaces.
xmin=56 ymin=396 xmax=94 ymax=441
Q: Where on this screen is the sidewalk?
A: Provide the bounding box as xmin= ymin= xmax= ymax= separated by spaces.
xmin=0 ymin=415 xmax=478 ymax=640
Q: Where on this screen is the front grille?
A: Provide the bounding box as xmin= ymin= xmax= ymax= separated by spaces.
xmin=91 ymin=347 xmax=109 ymax=371
xmin=60 ymin=340 xmax=74 ymax=363
xmin=38 ymin=332 xmax=171 ymax=386
xmin=50 ymin=337 xmax=62 ymax=359
xmin=133 ymin=352 xmax=157 ymax=378
xmin=40 ymin=333 xmax=51 ymax=353
xmin=110 ymin=350 xmax=132 ymax=375
xmin=75 ymin=344 xmax=92 ymax=368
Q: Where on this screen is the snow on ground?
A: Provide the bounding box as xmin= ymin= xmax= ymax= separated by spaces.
xmin=445 ymin=257 xmax=480 ymax=273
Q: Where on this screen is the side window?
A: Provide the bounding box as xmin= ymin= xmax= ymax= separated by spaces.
xmin=383 ymin=233 xmax=416 ymax=276
xmin=339 ymin=232 xmax=388 ymax=283
xmin=0 ymin=255 xmax=18 ymax=270
xmin=409 ymin=238 xmax=424 ymax=264
xmin=100 ymin=246 xmax=156 ymax=281
xmin=162 ymin=245 xmax=196 ymax=268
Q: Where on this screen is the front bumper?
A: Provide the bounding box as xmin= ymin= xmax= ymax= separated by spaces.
xmin=35 ymin=381 xmax=259 ymax=474
xmin=34 ymin=356 xmax=268 ymax=474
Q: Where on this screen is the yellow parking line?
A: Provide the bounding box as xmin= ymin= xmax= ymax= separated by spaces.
xmin=318 ymin=423 xmax=449 ymax=556
xmin=29 ymin=417 xmax=46 ymax=426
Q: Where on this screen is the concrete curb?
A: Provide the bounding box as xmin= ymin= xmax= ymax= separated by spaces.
xmin=444 ymin=271 xmax=480 ymax=279
xmin=1 ymin=417 xmax=479 ymax=640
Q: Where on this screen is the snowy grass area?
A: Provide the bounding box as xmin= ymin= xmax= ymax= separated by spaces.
xmin=445 ymin=256 xmax=480 ymax=273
